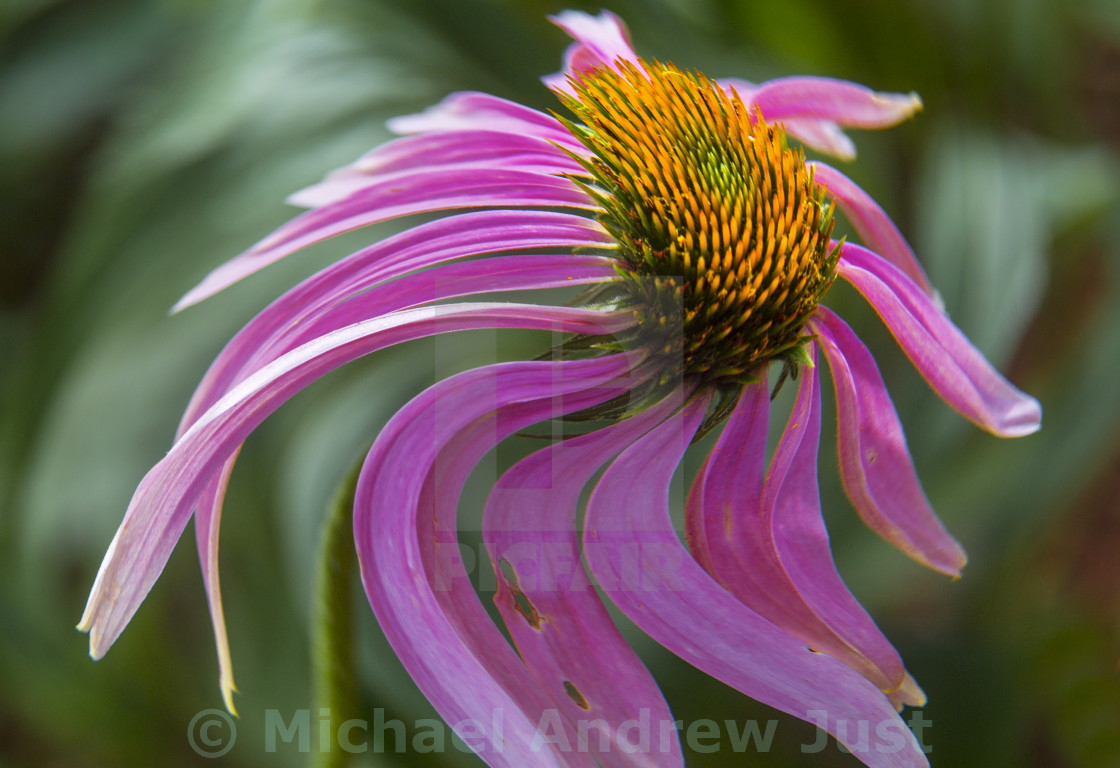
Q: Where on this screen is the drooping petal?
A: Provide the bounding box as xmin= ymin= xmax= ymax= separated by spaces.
xmin=173 ymin=169 xmax=594 ymax=311
xmin=484 ymin=396 xmax=683 ymax=767
xmin=179 ymin=255 xmax=618 ymax=712
xmin=783 ymin=117 xmax=857 ymax=160
xmin=420 ymin=388 xmax=637 ymax=766
xmin=719 ymin=79 xmax=859 ymax=160
xmin=747 ymin=77 xmax=922 ymax=129
xmin=810 ymin=307 xmax=967 ymax=576
xmin=686 ymin=380 xmax=882 ymax=687
xmin=686 ymin=381 xmax=774 ymax=594
xmin=682 ymin=452 xmax=717 ymax=576
xmin=78 ymin=303 xmax=634 ymax=658
xmin=759 ymin=346 xmax=905 ymax=691
xmin=387 ymin=92 xmax=581 ymax=149
xmin=688 ymin=378 xmax=919 ymax=701
xmin=837 ymin=242 xmax=1042 ymax=437
xmin=584 ymin=393 xmax=928 ymax=768
xmin=355 ymin=356 xmax=637 ymax=767
xmin=544 ymin=10 xmax=638 ymax=94
xmin=181 ymin=237 xmax=617 ymax=429
xmin=289 ymin=130 xmax=584 ymax=208
xmin=810 ymin=161 xmax=933 ymax=294
xmin=193 ymin=455 xmax=238 ymax=714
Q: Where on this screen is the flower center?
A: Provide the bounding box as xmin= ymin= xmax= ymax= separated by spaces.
xmin=560 ymin=60 xmax=839 ymax=386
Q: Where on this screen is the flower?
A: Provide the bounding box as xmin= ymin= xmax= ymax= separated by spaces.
xmin=80 ymin=10 xmax=1041 ymax=768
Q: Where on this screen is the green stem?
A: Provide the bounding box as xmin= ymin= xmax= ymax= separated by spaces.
xmin=311 ymin=459 xmax=363 ymax=768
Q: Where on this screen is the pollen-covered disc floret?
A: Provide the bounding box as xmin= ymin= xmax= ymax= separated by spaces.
xmin=560 ymin=59 xmax=840 ymax=385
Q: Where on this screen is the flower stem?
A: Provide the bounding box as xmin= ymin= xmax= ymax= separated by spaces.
xmin=311 ymin=458 xmax=363 ymax=768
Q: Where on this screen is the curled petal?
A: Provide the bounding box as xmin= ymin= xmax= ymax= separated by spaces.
xmin=760 ymin=348 xmax=905 ymax=692
xmin=485 ymin=398 xmax=682 ymax=767
xmin=838 ymin=243 xmax=1042 ymax=437
xmin=748 ymin=76 xmax=922 ymax=129
xmin=720 ymin=78 xmax=857 ymax=159
xmin=181 ymin=241 xmax=617 ymax=429
xmin=78 ymin=303 xmax=635 ymax=659
xmin=194 ymin=458 xmax=237 ymax=714
xmin=811 ymin=161 xmax=933 ymax=293
xmin=387 ymin=92 xmax=580 ymax=148
xmin=289 ymin=131 xmax=583 ymax=208
xmin=682 ymin=452 xmax=716 ymax=576
xmin=811 ymin=307 xmax=967 ymax=576
xmin=176 ymin=253 xmax=617 ymax=708
xmin=686 ymin=382 xmax=775 ymax=596
xmin=690 ymin=379 xmax=905 ymax=694
xmin=585 ymin=393 xmax=928 ymax=768
xmin=418 ymin=385 xmax=633 ymax=765
xmin=544 ymin=10 xmax=638 ymax=94
xmin=355 ymin=356 xmax=636 ymax=766
xmin=783 ymin=117 xmax=857 ymax=160
xmin=173 ymin=169 xmax=592 ymax=312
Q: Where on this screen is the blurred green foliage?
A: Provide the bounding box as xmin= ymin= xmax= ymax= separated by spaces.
xmin=2 ymin=0 xmax=1119 ymax=766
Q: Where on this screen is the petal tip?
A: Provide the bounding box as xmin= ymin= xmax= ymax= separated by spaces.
xmin=221 ymin=683 xmax=240 ymax=717
xmin=921 ymin=544 xmax=967 ymax=579
xmin=994 ymin=395 xmax=1043 ymax=437
xmin=85 ymin=628 xmax=109 ymax=661
xmin=170 ymin=287 xmax=206 ymax=314
xmin=945 ymin=551 xmax=968 ymax=580
xmin=876 ymin=90 xmax=923 ymax=123
xmin=76 ymin=613 xmax=92 ymax=634
xmin=887 ymin=673 xmax=927 ymax=710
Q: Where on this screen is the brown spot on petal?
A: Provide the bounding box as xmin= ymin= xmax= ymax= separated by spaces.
xmin=499 ymin=558 xmax=543 ymax=630
xmin=511 ymin=588 xmax=543 ymax=630
xmin=563 ymin=681 xmax=591 ymax=710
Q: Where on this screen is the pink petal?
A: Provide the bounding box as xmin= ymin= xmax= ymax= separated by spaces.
xmin=484 ymin=399 xmax=683 ymax=767
xmin=584 ymin=393 xmax=929 ymax=767
xmin=811 ymin=162 xmax=933 ymax=293
xmin=748 ymin=77 xmax=922 ymax=129
xmin=387 ymin=92 xmax=580 ymax=149
xmin=176 ymin=251 xmax=617 ymax=709
xmin=418 ymin=388 xmax=638 ymax=767
xmin=181 ymin=233 xmax=617 ymax=430
xmin=783 ymin=117 xmax=858 ymax=160
xmin=687 ymin=380 xmax=900 ymax=691
xmin=720 ymin=78 xmax=862 ymax=160
xmin=289 ymin=130 xmax=584 ymax=208
xmin=686 ymin=382 xmax=775 ymax=592
xmin=682 ymin=452 xmax=717 ymax=576
xmin=78 ymin=303 xmax=634 ymax=659
xmin=193 ymin=456 xmax=238 ymax=713
xmin=837 ymin=243 xmax=1042 ymax=437
xmin=355 ymin=356 xmax=637 ymax=766
xmin=544 ymin=10 xmax=638 ymax=95
xmin=173 ymin=169 xmax=594 ymax=312
xmin=811 ymin=307 xmax=967 ymax=576
xmin=759 ymin=347 xmax=905 ymax=691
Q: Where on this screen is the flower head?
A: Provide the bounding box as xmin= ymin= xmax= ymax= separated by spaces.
xmin=562 ymin=59 xmax=839 ymax=384
xmin=80 ymin=10 xmax=1040 ymax=767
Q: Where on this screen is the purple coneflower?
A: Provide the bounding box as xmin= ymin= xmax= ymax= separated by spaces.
xmin=80 ymin=10 xmax=1040 ymax=768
